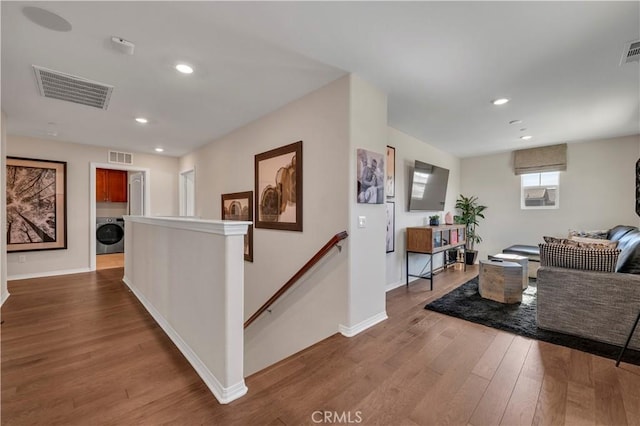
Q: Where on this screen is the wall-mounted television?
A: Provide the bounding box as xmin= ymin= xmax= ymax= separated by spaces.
xmin=408 ymin=160 xmax=450 ymax=211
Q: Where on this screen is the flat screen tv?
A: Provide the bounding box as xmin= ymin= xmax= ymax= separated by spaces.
xmin=408 ymin=160 xmax=450 ymax=211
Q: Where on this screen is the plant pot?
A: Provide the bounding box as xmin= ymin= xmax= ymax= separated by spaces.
xmin=429 ymin=219 xmax=440 ymax=226
xmin=465 ymin=250 xmax=478 ymax=265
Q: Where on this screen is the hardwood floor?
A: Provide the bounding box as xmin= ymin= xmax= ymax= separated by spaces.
xmin=2 ymin=266 xmax=639 ymax=425
xmin=96 ymin=253 xmax=124 ymax=270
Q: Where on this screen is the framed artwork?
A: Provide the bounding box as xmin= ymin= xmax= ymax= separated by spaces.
xmin=636 ymin=159 xmax=640 ymax=217
xmin=222 ymin=191 xmax=253 ymax=262
xmin=6 ymin=157 xmax=67 ymax=252
xmin=255 ymin=141 xmax=302 ymax=231
xmin=357 ymin=148 xmax=384 ymax=204
xmin=386 ymin=146 xmax=395 ymax=198
xmin=386 ymin=201 xmax=395 ymax=253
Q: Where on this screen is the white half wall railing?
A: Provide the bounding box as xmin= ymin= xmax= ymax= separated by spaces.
xmin=123 ymin=216 xmax=251 ymax=404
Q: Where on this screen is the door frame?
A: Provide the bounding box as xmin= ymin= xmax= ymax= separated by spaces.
xmin=89 ymin=162 xmax=151 ymax=271
xmin=179 ymin=167 xmax=196 ymax=216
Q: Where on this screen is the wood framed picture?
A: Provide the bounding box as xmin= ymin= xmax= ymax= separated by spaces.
xmin=221 ymin=191 xmax=253 ymax=262
xmin=386 ymin=201 xmax=395 ymax=253
xmin=386 ymin=145 xmax=395 ymax=198
xmin=357 ymin=148 xmax=384 ymax=204
xmin=255 ymin=141 xmax=302 ymax=231
xmin=6 ymin=157 xmax=67 ymax=252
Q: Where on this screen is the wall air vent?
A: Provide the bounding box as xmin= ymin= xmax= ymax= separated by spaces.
xmin=109 ymin=151 xmax=133 ymax=165
xmin=33 ymin=65 xmax=113 ymax=109
xmin=621 ymin=40 xmax=640 ymax=65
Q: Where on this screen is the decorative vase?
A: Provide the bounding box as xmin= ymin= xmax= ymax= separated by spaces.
xmin=444 ymin=211 xmax=453 ymax=225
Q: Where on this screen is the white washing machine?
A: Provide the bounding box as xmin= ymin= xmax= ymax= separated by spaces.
xmin=96 ymin=217 xmax=125 ymax=254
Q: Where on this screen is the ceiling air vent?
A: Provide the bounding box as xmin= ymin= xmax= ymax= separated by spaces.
xmin=109 ymin=151 xmax=133 ymax=165
xmin=33 ymin=65 xmax=113 ymax=110
xmin=621 ymin=40 xmax=640 ymax=65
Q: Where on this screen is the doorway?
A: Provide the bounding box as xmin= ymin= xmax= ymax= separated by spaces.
xmin=180 ymin=168 xmax=195 ymax=216
xmin=89 ymin=163 xmax=150 ymax=271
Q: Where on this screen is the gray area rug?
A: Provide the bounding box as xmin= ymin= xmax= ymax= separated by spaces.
xmin=425 ymin=276 xmax=640 ymax=366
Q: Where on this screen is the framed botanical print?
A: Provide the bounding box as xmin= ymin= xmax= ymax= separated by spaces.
xmin=221 ymin=191 xmax=253 ymax=262
xmin=255 ymin=141 xmax=302 ymax=231
xmin=386 ymin=201 xmax=395 ymax=253
xmin=6 ymin=157 xmax=67 ymax=252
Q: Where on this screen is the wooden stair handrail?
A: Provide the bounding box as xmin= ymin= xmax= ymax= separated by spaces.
xmin=244 ymin=231 xmax=348 ymax=328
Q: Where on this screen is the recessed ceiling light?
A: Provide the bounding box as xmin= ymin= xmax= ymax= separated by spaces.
xmin=509 ymin=120 xmax=523 ymax=125
xmin=520 ymin=135 xmax=533 ymax=140
xmin=492 ymin=98 xmax=510 ymax=106
xmin=22 ymin=6 xmax=72 ymax=32
xmin=520 ymin=128 xmax=527 ymax=132
xmin=135 ymin=117 xmax=148 ymax=124
xmin=175 ymin=64 xmax=194 ymax=74
xmin=154 ymin=147 xmax=164 ymax=153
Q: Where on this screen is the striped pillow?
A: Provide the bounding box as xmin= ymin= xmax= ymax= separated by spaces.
xmin=539 ymin=243 xmax=620 ymax=272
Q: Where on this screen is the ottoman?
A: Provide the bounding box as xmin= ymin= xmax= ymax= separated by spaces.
xmin=479 ymin=259 xmax=523 ymax=304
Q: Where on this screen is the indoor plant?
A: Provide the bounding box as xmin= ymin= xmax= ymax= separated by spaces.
xmin=429 ymin=214 xmax=440 ymax=226
xmin=455 ymin=194 xmax=487 ymax=265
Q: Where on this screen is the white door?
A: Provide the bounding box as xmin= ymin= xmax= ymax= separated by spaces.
xmin=180 ymin=169 xmax=195 ymax=216
xmin=129 ymin=172 xmax=145 ymax=216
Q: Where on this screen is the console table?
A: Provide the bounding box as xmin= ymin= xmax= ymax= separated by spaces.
xmin=406 ymin=225 xmax=466 ymax=290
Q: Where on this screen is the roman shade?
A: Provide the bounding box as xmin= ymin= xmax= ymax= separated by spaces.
xmin=513 ymin=143 xmax=567 ymax=175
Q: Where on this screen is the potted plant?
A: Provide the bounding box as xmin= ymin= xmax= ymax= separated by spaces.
xmin=455 ymin=194 xmax=487 ymax=265
xmin=429 ymin=214 xmax=440 ymax=226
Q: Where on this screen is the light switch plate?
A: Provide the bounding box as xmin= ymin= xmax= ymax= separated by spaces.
xmin=358 ymin=216 xmax=366 ymax=228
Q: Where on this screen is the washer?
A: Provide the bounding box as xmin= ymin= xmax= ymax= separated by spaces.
xmin=96 ymin=217 xmax=125 ymax=254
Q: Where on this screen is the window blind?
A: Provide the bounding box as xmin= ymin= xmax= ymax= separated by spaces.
xmin=513 ymin=143 xmax=567 ymax=175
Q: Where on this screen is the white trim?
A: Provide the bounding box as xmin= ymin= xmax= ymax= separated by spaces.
xmin=1 ymin=291 xmax=10 ymax=306
xmin=8 ymin=267 xmax=92 ymax=281
xmin=124 ymin=216 xmax=250 ymax=236
xmin=122 ymin=276 xmax=248 ymax=404
xmin=89 ymin=163 xmax=151 ymax=272
xmin=385 ymin=280 xmax=406 ymax=292
xmin=338 ymin=311 xmax=388 ymax=337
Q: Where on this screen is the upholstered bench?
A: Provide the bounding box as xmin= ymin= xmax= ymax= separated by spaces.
xmin=503 ymin=245 xmax=540 ymax=278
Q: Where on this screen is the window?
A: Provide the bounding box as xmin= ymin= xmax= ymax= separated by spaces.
xmin=521 ymin=172 xmax=559 ymax=209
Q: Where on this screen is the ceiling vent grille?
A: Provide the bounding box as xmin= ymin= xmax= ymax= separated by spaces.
xmin=109 ymin=151 xmax=133 ymax=165
xmin=33 ymin=65 xmax=113 ymax=109
xmin=621 ymin=40 xmax=640 ymax=65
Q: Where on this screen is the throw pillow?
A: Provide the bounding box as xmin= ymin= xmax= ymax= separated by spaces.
xmin=539 ymin=243 xmax=620 ymax=272
xmin=568 ymin=229 xmax=609 ymax=239
xmin=568 ymin=236 xmax=619 ymax=250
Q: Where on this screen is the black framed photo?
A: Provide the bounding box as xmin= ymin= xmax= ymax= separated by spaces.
xmin=221 ymin=191 xmax=253 ymax=262
xmin=6 ymin=157 xmax=67 ymax=252
xmin=255 ymin=141 xmax=302 ymax=231
xmin=386 ymin=201 xmax=395 ymax=253
xmin=386 ymin=146 xmax=395 ymax=198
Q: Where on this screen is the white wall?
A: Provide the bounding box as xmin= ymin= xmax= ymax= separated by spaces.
xmin=342 ymin=75 xmax=388 ymax=334
xmin=6 ymin=136 xmax=179 ymax=278
xmin=385 ymin=127 xmax=462 ymax=290
xmin=123 ymin=217 xmax=248 ymax=404
xmin=461 ymin=135 xmax=640 ymax=262
xmin=180 ymin=76 xmax=350 ymax=375
xmin=1 ymin=110 xmax=8 ymax=305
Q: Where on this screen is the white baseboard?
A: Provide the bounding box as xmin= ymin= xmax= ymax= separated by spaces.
xmin=385 ymin=280 xmax=405 ymax=292
xmin=339 ymin=311 xmax=388 ymax=337
xmin=122 ymin=277 xmax=248 ymax=404
xmin=1 ymin=291 xmax=10 ymax=306
xmin=7 ymin=267 xmax=91 ymax=281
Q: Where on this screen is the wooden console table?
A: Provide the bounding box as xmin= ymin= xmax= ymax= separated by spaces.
xmin=406 ymin=225 xmax=466 ymax=290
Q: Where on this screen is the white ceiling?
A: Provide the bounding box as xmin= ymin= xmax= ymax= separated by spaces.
xmin=2 ymin=1 xmax=639 ymax=158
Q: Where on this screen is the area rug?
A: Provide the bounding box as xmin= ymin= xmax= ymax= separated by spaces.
xmin=425 ymin=277 xmax=640 ymax=366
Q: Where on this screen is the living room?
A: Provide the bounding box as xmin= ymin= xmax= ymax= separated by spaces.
xmin=2 ymin=2 xmax=639 ymax=424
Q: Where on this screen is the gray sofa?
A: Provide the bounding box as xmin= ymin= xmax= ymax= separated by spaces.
xmin=537 ymin=225 xmax=640 ymax=350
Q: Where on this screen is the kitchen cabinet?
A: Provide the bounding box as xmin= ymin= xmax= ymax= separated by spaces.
xmin=96 ymin=168 xmax=127 ymax=202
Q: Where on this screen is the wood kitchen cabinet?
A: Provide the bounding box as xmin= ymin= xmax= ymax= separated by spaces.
xmin=96 ymin=168 xmax=127 ymax=202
